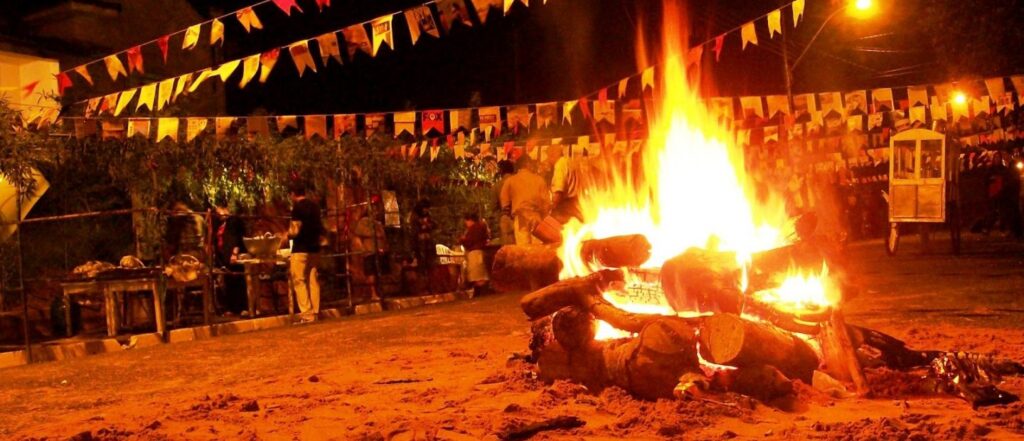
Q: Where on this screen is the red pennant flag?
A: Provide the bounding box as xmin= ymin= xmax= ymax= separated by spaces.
xmin=23 ymin=80 xmax=40 ymax=98
xmin=446 ymin=134 xmax=454 ymax=146
xmin=272 ymin=0 xmax=303 ymax=15
xmin=56 ymin=73 xmax=73 ymax=95
xmin=422 ymin=110 xmax=445 ymax=134
xmin=579 ymin=97 xmax=592 ymax=120
xmin=598 ymin=88 xmax=608 ymax=106
xmin=713 ymin=35 xmax=725 ymax=61
xmin=126 ymin=46 xmax=144 ymax=74
xmin=157 ymin=35 xmax=170 ymax=63
xmin=315 ymin=0 xmax=330 ymax=10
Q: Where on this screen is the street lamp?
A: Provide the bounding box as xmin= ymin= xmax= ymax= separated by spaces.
xmin=782 ymin=0 xmax=880 ymax=103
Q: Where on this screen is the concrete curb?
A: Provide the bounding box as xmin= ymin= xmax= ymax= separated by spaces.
xmin=0 ymin=291 xmax=467 ymax=369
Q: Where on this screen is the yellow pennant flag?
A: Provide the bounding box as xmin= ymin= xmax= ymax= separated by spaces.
xmin=792 ymin=0 xmax=805 ymax=26
xmin=188 ymin=69 xmax=213 ymax=93
xmin=239 ymin=55 xmax=260 ymax=88
xmin=114 ymin=88 xmax=137 ymax=116
xmin=474 ymin=0 xmax=501 ymax=24
xmin=562 ymin=101 xmax=576 ymax=125
xmin=74 ymin=65 xmax=94 ymax=86
xmin=157 ymin=118 xmax=179 ymax=142
xmin=617 ymin=78 xmax=629 ymax=98
xmin=127 ymin=119 xmax=151 ymax=138
xmin=741 ymin=21 xmax=757 ymax=50
xmin=104 ymin=55 xmax=127 ymax=81
xmin=182 ymin=24 xmax=201 ymax=50
xmin=172 ymin=73 xmax=191 ymax=101
xmin=237 ymin=7 xmax=263 ymax=32
xmin=156 ymin=78 xmax=175 ymax=111
xmin=214 ymin=59 xmax=241 ymax=81
xmin=186 ymin=118 xmax=208 ymax=142
xmin=260 ymin=49 xmax=280 ymax=83
xmin=288 ymin=41 xmax=318 ymax=77
xmin=767 ymin=9 xmax=782 ymax=38
xmin=314 ymin=32 xmax=343 ymax=65
xmin=371 ymin=15 xmax=394 ymax=57
xmin=503 ymin=0 xmax=528 ymax=14
xmin=210 ymin=18 xmax=225 ymax=46
xmin=136 ymin=83 xmax=156 ymax=112
xmin=449 ymin=109 xmax=470 ymax=132
xmin=394 ymin=111 xmax=416 ymax=136
xmin=641 ymin=66 xmax=655 ymax=91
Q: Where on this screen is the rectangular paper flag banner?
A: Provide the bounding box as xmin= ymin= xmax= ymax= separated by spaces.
xmin=136 ymin=83 xmax=156 ymax=112
xmin=765 ymin=95 xmax=789 ymax=118
xmin=394 ymin=111 xmax=416 ymax=136
xmin=450 ymin=109 xmax=471 ymax=132
xmin=128 ymin=119 xmax=150 ymax=138
xmin=741 ymin=21 xmax=757 ymax=50
xmin=793 ymin=93 xmax=816 ymax=118
xmin=115 ymin=88 xmax=137 ymax=116
xmin=101 ymin=121 xmax=125 ymax=140
xmin=872 ymin=88 xmax=894 ymax=112
xmin=478 ymin=107 xmax=501 ymax=137
xmin=422 ymin=110 xmax=444 ymax=134
xmin=437 ymin=0 xmax=473 ymax=31
xmin=474 ymin=0 xmax=501 ymax=24
xmin=371 ymin=15 xmax=394 ymax=56
xmin=594 ymin=100 xmax=615 ymax=124
xmin=405 ymin=6 xmax=440 ymax=44
xmin=157 ymin=118 xmax=179 ymax=142
xmin=1011 ymin=76 xmax=1024 ymax=106
xmin=930 ymin=97 xmax=947 ymax=121
xmin=216 ymin=117 xmax=235 ymax=140
xmin=289 ymin=41 xmax=318 ymax=77
xmin=186 ymin=118 xmax=208 ymax=142
xmin=507 ymin=106 xmax=532 ymax=130
xmin=334 ymin=114 xmax=356 ymax=138
xmin=818 ymin=92 xmax=842 ymax=117
xmin=536 ymin=102 xmax=556 ymax=128
xmin=365 ymin=114 xmax=386 ymax=137
xmin=740 ymin=96 xmax=764 ymax=119
xmin=156 ymin=78 xmax=175 ymax=111
xmin=342 ymin=25 xmax=372 ymax=58
xmin=907 ymin=86 xmax=928 ymax=107
xmin=305 ymin=115 xmax=327 ymax=140
xmin=909 ymin=107 xmax=926 ymax=125
xmin=260 ymin=49 xmax=280 ymax=83
xmin=237 ymin=7 xmax=263 ymax=32
xmin=843 ymin=90 xmax=867 ymax=115
xmin=239 ymin=55 xmax=260 ymax=88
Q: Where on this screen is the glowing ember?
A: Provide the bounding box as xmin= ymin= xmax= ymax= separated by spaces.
xmin=754 ymin=264 xmax=840 ymax=315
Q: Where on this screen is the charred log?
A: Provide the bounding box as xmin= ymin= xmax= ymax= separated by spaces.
xmin=520 ymin=270 xmax=625 ymax=320
xmin=491 ymin=245 xmax=562 ymax=292
xmin=698 ymin=313 xmax=818 ymax=383
xmin=579 ymin=234 xmax=652 ymax=268
xmin=710 ymin=364 xmax=795 ymax=403
xmin=551 ymin=307 xmax=597 ymax=351
xmin=661 ymin=248 xmax=744 ymax=314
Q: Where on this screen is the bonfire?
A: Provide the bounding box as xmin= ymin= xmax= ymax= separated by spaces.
xmin=496 ymin=0 xmax=1023 ymax=409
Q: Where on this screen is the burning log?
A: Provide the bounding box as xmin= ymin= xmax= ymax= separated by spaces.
xmin=520 ymin=270 xmax=625 ymax=320
xmin=579 ymin=234 xmax=652 ymax=268
xmin=698 ymin=313 xmax=818 ymax=383
xmin=490 ymin=245 xmax=562 ymax=292
xmin=551 ymin=307 xmax=596 ymax=351
xmin=660 ymin=248 xmax=743 ymax=314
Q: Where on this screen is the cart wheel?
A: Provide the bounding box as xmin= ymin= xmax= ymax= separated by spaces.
xmin=886 ymin=223 xmax=900 ymax=256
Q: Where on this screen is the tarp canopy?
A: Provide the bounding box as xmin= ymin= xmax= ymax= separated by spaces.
xmin=0 ymin=169 xmax=49 ymax=243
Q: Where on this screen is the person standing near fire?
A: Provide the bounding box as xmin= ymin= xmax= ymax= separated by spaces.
xmin=500 ymin=156 xmax=550 ymax=245
xmin=545 ymin=144 xmax=583 ymax=223
xmin=287 ymin=182 xmax=324 ymax=323
xmin=493 ymin=160 xmax=516 ymax=245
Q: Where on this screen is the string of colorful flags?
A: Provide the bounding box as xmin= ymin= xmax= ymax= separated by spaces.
xmin=64 ymin=0 xmax=535 ymax=106
xmin=56 ymin=0 xmax=330 ymax=95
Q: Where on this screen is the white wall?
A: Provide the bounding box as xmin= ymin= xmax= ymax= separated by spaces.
xmin=0 ymin=51 xmax=60 ymax=120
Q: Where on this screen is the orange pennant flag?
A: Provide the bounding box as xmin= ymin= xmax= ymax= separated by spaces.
xmin=210 ymin=18 xmax=225 ymax=46
xmin=126 ymin=46 xmax=144 ymax=74
xmin=128 ymin=119 xmax=151 ymax=138
xmin=641 ymin=66 xmax=655 ymax=91
xmin=215 ymin=117 xmax=236 ymax=140
xmin=288 ymin=41 xmax=318 ymax=77
xmin=104 ymin=55 xmax=127 ymax=81
xmin=304 ymin=115 xmax=327 ymax=140
xmin=741 ymin=21 xmax=758 ymax=50
xmin=474 ymin=0 xmax=501 ymax=24
xmin=186 ymin=118 xmax=208 ymax=142
xmin=237 ymin=7 xmax=263 ymax=32
xmin=404 ymin=6 xmax=440 ymax=45
xmin=371 ymin=15 xmax=395 ymax=57
xmin=74 ymin=65 xmax=93 ymax=86
xmin=260 ymin=49 xmax=280 ymax=83
xmin=342 ymin=25 xmax=372 ymax=58
xmin=315 ymin=32 xmax=343 ymax=65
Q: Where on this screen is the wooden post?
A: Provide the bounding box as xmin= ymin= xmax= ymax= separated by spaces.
xmin=153 ymin=277 xmax=167 ymax=339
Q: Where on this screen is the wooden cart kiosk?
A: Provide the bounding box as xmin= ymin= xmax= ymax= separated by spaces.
xmin=885 ymin=128 xmax=961 ymax=255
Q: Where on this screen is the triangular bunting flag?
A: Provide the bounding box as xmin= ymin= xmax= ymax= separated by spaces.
xmin=186 ymin=118 xmax=208 ymax=142
xmin=272 ymin=0 xmax=303 ymax=16
xmin=188 ymin=69 xmax=213 ymax=93
xmin=260 ymin=49 xmax=280 ymax=83
xmin=508 ymin=106 xmax=532 ymax=130
xmin=239 ymin=55 xmax=260 ymax=88
xmin=714 ymin=35 xmax=725 ymax=61
xmin=342 ymin=25 xmax=372 ymax=58
xmin=214 ymin=59 xmax=240 ymax=82
xmin=172 ymin=73 xmax=191 ymax=101
xmin=536 ymin=102 xmax=556 ymax=128
xmin=478 ymin=107 xmax=501 ymax=137
xmin=156 ymin=78 xmax=175 ymax=111
xmin=114 ymin=88 xmax=137 ymax=116
xmin=136 ymin=83 xmax=156 ymax=112
xmin=437 ymin=0 xmax=473 ymax=32
xmin=473 ymin=0 xmax=501 ymax=24
xmin=127 ymin=119 xmax=151 ymax=138
xmin=55 ymin=74 xmax=72 ymax=96
xmin=73 ymin=65 xmax=93 ymax=86
xmin=617 ymin=78 xmax=629 ymax=98
xmin=767 ymin=9 xmax=782 ymax=38
xmin=792 ymin=0 xmax=805 ymax=26
xmin=430 ymin=144 xmax=441 ymax=161
xmin=371 ymin=15 xmax=395 ymax=57
xmin=157 ymin=117 xmax=179 ymax=142
xmin=288 ymin=41 xmax=318 ymax=77
xmin=686 ymin=45 xmax=703 ymax=68
xmin=641 ymin=67 xmax=655 ymax=91
xmin=237 ymin=7 xmax=263 ymax=32
xmin=562 ymin=101 xmax=576 ymax=125
xmin=99 ymin=120 xmax=123 ymax=140
xmin=100 ymin=93 xmax=118 ymax=114
xmin=157 ymin=35 xmax=171 ymax=63
xmin=394 ymin=111 xmax=416 ymax=136
xmin=315 ymin=32 xmax=343 ymax=66
xmin=316 ymin=0 xmax=331 ymax=11
xmin=579 ymin=97 xmax=592 ymax=120
xmin=422 ymin=110 xmax=444 ymax=134
xmin=210 ymin=18 xmax=225 ymax=46
xmin=247 ymin=117 xmax=270 ymax=139
xmin=766 ymin=95 xmax=790 ymax=118
xmin=503 ymin=0 xmax=528 ymax=14
xmin=182 ymin=24 xmax=201 ymax=50
xmin=305 ymin=115 xmax=327 ymax=140
xmin=126 ymin=46 xmax=144 ymax=74
xmin=85 ymin=98 xmax=100 ymax=117
xmin=104 ymin=55 xmax=127 ymax=81
xmin=741 ymin=21 xmax=758 ymax=50
xmin=405 ymin=6 xmax=440 ymax=45
xmin=215 ymin=117 xmax=236 ymax=140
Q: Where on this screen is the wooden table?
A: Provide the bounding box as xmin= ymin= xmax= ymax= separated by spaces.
xmin=237 ymin=258 xmax=292 ymax=319
xmin=61 ymin=275 xmax=211 ymax=338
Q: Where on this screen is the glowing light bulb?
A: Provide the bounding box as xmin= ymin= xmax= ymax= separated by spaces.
xmin=1016 ymin=161 xmax=1023 ymax=171
xmin=854 ymin=0 xmax=873 ymax=10
xmin=952 ymin=91 xmax=968 ymax=106
xmin=848 ymin=0 xmax=877 ymax=19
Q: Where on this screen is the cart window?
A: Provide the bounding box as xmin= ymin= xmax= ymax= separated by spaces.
xmin=920 ymin=139 xmax=943 ymax=179
xmin=893 ymin=140 xmax=916 ymax=179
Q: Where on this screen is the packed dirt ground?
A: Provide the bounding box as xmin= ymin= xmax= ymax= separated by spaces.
xmin=1 ymin=236 xmax=1023 ymax=440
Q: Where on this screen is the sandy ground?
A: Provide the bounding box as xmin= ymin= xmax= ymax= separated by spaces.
xmin=1 ymin=236 xmax=1023 ymax=440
